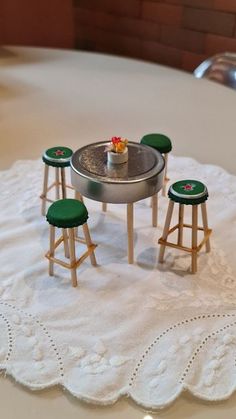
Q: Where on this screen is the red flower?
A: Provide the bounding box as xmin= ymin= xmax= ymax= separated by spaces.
xmin=111 ymin=136 xmax=121 ymax=144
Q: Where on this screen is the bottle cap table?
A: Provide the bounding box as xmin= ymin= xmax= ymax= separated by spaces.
xmin=71 ymin=141 xmax=165 ymax=263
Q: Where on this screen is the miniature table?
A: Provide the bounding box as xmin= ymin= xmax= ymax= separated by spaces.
xmin=71 ymin=141 xmax=164 ymax=263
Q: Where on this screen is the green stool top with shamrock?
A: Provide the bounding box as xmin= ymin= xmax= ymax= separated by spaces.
xmin=40 ymin=146 xmax=74 ymax=216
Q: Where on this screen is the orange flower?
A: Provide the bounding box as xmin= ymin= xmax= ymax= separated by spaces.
xmin=116 ymin=142 xmax=126 ymax=153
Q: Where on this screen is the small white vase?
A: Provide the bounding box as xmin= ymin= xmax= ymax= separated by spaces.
xmin=107 ymin=147 xmax=128 ymax=164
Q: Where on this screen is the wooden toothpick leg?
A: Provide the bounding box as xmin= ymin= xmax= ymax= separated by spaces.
xmin=74 ymin=191 xmax=84 ymax=237
xmin=82 ymin=224 xmax=97 ymax=266
xmin=102 ymin=203 xmax=107 ymax=212
xmin=41 ymin=164 xmax=49 ymax=216
xmin=61 ymin=168 xmax=67 ymax=199
xmin=63 ymin=228 xmax=70 ymax=258
xmin=158 ymin=200 xmax=174 ymax=263
xmin=177 ymin=204 xmax=184 ymax=246
xmin=68 ymin=228 xmax=77 ymax=287
xmin=49 ymin=225 xmax=55 ymax=276
xmin=162 ymin=153 xmax=169 ymax=196
xmin=152 ymin=193 xmax=158 ymax=227
xmin=74 ymin=190 xmax=84 ymax=203
xmin=55 ymin=167 xmax=60 ymax=200
xmin=191 ymin=205 xmax=198 ymax=274
xmin=127 ymin=203 xmax=134 ymax=264
xmin=201 ymin=202 xmax=211 ymax=252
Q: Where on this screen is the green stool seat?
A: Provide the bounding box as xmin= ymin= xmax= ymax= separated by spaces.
xmin=43 ymin=146 xmax=73 ymax=168
xmin=168 ymin=180 xmax=208 ymax=205
xmin=140 ymin=133 xmax=172 ymax=154
xmin=46 ymin=199 xmax=88 ymax=228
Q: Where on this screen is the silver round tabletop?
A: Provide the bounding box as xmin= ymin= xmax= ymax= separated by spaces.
xmin=71 ymin=141 xmax=165 ymax=203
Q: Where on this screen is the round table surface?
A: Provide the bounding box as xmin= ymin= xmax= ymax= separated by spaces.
xmin=71 ymin=141 xmax=164 ymax=203
xmin=1 ymin=46 xmax=236 ymax=419
xmin=72 ymin=141 xmax=163 ymax=182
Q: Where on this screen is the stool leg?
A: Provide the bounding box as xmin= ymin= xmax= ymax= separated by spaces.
xmin=61 ymin=168 xmax=67 ymax=199
xmin=41 ymin=164 xmax=49 ymax=216
xmin=152 ymin=193 xmax=158 ymax=227
xmin=74 ymin=190 xmax=84 ymax=203
xmin=177 ymin=204 xmax=184 ymax=246
xmin=127 ymin=203 xmax=134 ymax=264
xmin=191 ymin=205 xmax=198 ymax=274
xmin=63 ymin=228 xmax=70 ymax=258
xmin=82 ymin=224 xmax=97 ymax=266
xmin=102 ymin=203 xmax=107 ymax=212
xmin=55 ymin=168 xmax=60 ymax=200
xmin=162 ymin=153 xmax=169 ymax=196
xmin=201 ymin=202 xmax=211 ymax=252
xmin=68 ymin=228 xmax=77 ymax=287
xmin=49 ymin=225 xmax=55 ymax=276
xmin=74 ymin=191 xmax=84 ymax=237
xmin=158 ymin=200 xmax=174 ymax=263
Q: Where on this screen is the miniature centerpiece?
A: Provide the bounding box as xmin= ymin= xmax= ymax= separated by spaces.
xmin=106 ymin=137 xmax=128 ymax=164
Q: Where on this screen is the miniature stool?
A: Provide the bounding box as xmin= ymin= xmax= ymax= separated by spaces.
xmin=40 ymin=146 xmax=74 ymax=216
xmin=140 ymin=133 xmax=172 ymax=227
xmin=140 ymin=133 xmax=172 ymax=196
xmin=158 ymin=180 xmax=212 ymax=274
xmin=45 ymin=199 xmax=97 ymax=287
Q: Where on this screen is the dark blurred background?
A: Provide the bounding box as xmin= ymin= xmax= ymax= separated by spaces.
xmin=1 ymin=0 xmax=236 ymax=72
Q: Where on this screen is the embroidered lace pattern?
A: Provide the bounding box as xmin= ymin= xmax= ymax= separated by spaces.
xmin=0 ymin=156 xmax=236 ymax=409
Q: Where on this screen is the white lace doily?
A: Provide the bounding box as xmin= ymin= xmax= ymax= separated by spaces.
xmin=0 ymin=155 xmax=236 ymax=409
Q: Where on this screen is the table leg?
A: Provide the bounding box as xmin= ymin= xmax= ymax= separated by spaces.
xmin=102 ymin=203 xmax=107 ymax=212
xmin=127 ymin=203 xmax=134 ymax=264
xmin=152 ymin=193 xmax=158 ymax=227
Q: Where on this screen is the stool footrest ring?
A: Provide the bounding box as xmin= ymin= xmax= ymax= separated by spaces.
xmin=45 ymin=243 xmax=97 ymax=270
xmin=158 ymin=226 xmax=212 ymax=254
